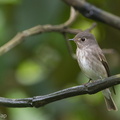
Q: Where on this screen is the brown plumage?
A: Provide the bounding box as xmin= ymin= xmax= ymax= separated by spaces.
xmin=70 ymin=31 xmax=117 ymax=111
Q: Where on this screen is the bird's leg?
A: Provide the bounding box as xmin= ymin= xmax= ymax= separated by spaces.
xmin=88 ymin=78 xmax=92 ymax=83
xmin=83 ymin=78 xmax=92 ymax=87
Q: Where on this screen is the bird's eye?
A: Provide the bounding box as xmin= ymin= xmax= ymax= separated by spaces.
xmin=81 ymin=37 xmax=86 ymax=42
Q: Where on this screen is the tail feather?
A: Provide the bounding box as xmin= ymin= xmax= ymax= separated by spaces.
xmin=104 ymin=96 xmax=117 ymax=111
xmin=102 ymin=89 xmax=117 ymax=111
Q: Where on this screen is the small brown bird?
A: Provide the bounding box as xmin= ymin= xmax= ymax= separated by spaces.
xmin=69 ymin=31 xmax=117 ymax=111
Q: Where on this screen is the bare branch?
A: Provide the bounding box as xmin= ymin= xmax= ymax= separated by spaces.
xmin=0 ymin=7 xmax=80 ymax=56
xmin=0 ymin=26 xmax=81 ymax=56
xmin=61 ymin=7 xmax=78 ymax=59
xmin=62 ymin=7 xmax=79 ymax=27
xmin=63 ymin=33 xmax=76 ymax=59
xmin=0 ymin=74 xmax=120 ymax=108
xmin=86 ymin=23 xmax=97 ymax=32
xmin=102 ymin=49 xmax=118 ymax=54
xmin=63 ymin=0 xmax=120 ymax=30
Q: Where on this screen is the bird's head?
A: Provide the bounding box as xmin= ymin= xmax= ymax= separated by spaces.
xmin=69 ymin=31 xmax=98 ymax=49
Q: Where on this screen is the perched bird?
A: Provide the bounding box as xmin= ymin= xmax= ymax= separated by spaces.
xmin=69 ymin=31 xmax=117 ymax=111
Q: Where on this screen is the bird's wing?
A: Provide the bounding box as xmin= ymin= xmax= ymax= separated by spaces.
xmin=97 ymin=48 xmax=116 ymax=94
xmin=98 ymin=52 xmax=110 ymax=77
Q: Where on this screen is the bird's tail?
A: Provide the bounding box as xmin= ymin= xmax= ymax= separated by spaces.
xmin=102 ymin=89 xmax=118 ymax=111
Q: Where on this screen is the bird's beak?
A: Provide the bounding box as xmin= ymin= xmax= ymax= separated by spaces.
xmin=69 ymin=39 xmax=74 ymax=41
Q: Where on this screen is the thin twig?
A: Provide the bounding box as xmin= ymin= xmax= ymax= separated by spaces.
xmin=62 ymin=7 xmax=79 ymax=27
xmin=63 ymin=33 xmax=76 ymax=59
xmin=0 ymin=26 xmax=80 ymax=56
xmin=102 ymin=49 xmax=118 ymax=54
xmin=0 ymin=7 xmax=80 ymax=56
xmin=0 ymin=74 xmax=120 ymax=108
xmin=62 ymin=7 xmax=78 ymax=59
xmin=86 ymin=23 xmax=97 ymax=32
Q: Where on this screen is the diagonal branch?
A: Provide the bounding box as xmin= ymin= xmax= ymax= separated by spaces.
xmin=63 ymin=0 xmax=120 ymax=30
xmin=62 ymin=7 xmax=79 ymax=59
xmin=0 ymin=7 xmax=80 ymax=56
xmin=62 ymin=7 xmax=79 ymax=27
xmin=0 ymin=26 xmax=80 ymax=56
xmin=63 ymin=33 xmax=77 ymax=59
xmin=0 ymin=74 xmax=120 ymax=108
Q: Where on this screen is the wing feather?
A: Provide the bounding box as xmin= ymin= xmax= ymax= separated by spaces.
xmin=96 ymin=47 xmax=116 ymax=94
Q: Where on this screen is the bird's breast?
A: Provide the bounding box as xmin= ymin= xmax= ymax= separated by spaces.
xmin=76 ymin=47 xmax=107 ymax=80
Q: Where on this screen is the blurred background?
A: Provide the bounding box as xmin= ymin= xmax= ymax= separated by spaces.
xmin=0 ymin=0 xmax=120 ymax=120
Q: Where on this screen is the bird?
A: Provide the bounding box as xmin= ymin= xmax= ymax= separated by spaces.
xmin=69 ymin=30 xmax=117 ymax=111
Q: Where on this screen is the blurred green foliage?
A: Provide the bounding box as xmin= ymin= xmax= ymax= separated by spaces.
xmin=0 ymin=0 xmax=120 ymax=120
